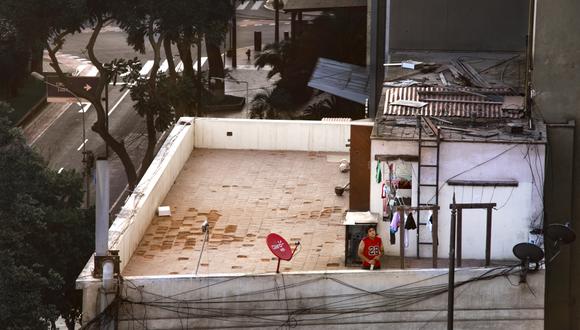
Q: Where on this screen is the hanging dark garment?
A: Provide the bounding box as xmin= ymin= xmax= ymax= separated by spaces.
xmin=405 ymin=212 xmax=417 ymax=230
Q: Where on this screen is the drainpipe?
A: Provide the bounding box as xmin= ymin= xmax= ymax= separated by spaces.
xmin=96 ymin=158 xmax=110 ymax=258
xmin=95 ymin=158 xmax=117 ymax=328
xmin=368 ymin=0 xmax=388 ymax=119
xmin=99 ymin=259 xmax=116 ymax=329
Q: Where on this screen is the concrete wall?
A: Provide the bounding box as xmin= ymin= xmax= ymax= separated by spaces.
xmin=389 ymin=0 xmax=529 ymax=51
xmin=107 ymin=118 xmax=195 ymax=272
xmin=533 ymin=0 xmax=580 ymax=328
xmin=193 ymin=118 xmax=351 ymax=152
xmin=370 ymin=140 xmax=545 ymax=260
xmin=114 ymin=268 xmax=543 ymax=329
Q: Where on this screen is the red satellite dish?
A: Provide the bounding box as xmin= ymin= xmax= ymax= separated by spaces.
xmin=266 ymin=233 xmax=298 ymax=273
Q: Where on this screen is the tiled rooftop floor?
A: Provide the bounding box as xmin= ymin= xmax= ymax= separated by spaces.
xmin=123 ymin=149 xmax=352 ymax=276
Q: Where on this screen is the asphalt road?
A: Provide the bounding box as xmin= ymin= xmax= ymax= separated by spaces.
xmin=31 ymin=6 xmax=292 ymax=213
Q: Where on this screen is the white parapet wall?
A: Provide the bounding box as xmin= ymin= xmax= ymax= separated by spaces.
xmin=115 ymin=268 xmax=544 ymax=329
xmin=192 ymin=117 xmax=351 ymax=152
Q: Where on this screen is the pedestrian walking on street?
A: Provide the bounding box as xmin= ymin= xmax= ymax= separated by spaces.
xmin=246 ymin=48 xmax=252 ymax=62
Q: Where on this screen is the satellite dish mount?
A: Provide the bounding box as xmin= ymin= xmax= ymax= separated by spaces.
xmin=512 ymin=242 xmax=544 ymax=284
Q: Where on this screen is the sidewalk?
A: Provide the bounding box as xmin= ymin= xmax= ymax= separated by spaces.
xmin=216 ymin=46 xmax=278 ymax=118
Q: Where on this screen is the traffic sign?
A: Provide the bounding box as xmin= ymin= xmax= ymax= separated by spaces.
xmin=45 ymin=74 xmax=100 ymax=103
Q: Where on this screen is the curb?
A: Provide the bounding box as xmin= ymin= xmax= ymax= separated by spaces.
xmin=16 ymin=96 xmax=47 ymax=128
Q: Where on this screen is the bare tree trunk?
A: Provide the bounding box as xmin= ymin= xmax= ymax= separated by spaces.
xmin=205 ymin=36 xmax=225 ymax=96
xmin=138 ymin=21 xmax=162 ymax=178
xmin=164 ymin=38 xmax=177 ymax=82
xmin=177 ymin=40 xmax=194 ymax=81
xmin=46 ymin=18 xmax=139 ymax=189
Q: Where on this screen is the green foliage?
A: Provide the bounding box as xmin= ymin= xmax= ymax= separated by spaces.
xmin=249 ymin=88 xmax=293 ymax=120
xmin=0 ymin=104 xmax=94 ymax=329
xmin=254 ymin=9 xmax=367 ymax=112
xmin=302 ymin=97 xmax=336 ymax=120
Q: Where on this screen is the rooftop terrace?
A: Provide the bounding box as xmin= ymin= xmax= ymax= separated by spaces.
xmin=123 ymin=149 xmax=351 ymax=276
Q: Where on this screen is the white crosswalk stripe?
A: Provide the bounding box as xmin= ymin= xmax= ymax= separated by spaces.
xmin=158 ymin=59 xmax=169 ymax=73
xmin=251 ymin=1 xmax=263 ymax=10
xmin=195 ymin=57 xmax=208 ymax=70
xmin=175 ymin=61 xmax=184 ymax=73
xmin=236 ymin=1 xmax=250 ymax=10
xmin=139 ymin=60 xmax=154 ymax=76
xmin=85 ymin=66 xmax=99 ymax=77
xmin=74 ymin=64 xmax=89 ymax=76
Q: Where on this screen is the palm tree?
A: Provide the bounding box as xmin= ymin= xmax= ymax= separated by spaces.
xmin=248 ymin=88 xmax=293 ymax=119
xmin=302 ymin=97 xmax=335 ymax=120
xmin=254 ymin=40 xmax=292 ymax=80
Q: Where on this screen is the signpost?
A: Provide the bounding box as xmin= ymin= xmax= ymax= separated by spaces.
xmin=45 ymin=75 xmax=100 ymax=103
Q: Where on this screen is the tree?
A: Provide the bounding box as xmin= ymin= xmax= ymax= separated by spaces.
xmin=45 ymin=0 xmax=234 ymax=188
xmin=252 ymin=8 xmax=367 ymax=116
xmin=248 ymin=88 xmax=293 ymax=119
xmin=0 ymin=103 xmax=94 ymax=329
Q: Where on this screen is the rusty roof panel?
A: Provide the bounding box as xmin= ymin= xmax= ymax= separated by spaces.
xmin=383 ymin=86 xmax=524 ymax=119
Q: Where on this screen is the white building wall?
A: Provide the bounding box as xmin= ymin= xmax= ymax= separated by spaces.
xmin=193 ymin=117 xmax=351 ymax=152
xmin=370 ymin=139 xmax=546 ymax=260
xmin=114 ymin=268 xmax=544 ymax=329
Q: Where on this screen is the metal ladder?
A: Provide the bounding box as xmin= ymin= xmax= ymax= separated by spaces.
xmin=416 ymin=116 xmax=441 ymax=258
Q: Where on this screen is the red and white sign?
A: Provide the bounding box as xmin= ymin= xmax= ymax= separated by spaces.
xmin=266 ymin=233 xmax=293 ymax=261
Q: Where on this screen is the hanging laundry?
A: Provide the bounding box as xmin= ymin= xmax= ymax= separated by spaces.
xmin=405 ymin=212 xmax=417 ymax=230
xmin=390 ymin=231 xmax=396 ymax=245
xmin=390 ymin=210 xmax=401 ymax=233
xmin=375 ymin=160 xmax=382 ymax=183
xmin=389 ymin=210 xmax=401 ymax=245
xmin=427 ymin=210 xmax=433 ymax=232
xmin=382 ymin=182 xmax=391 ymax=221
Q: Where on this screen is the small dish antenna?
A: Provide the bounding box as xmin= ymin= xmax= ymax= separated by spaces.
xmin=545 ymin=223 xmax=576 ymax=263
xmin=266 ymin=233 xmax=300 ymax=273
xmin=512 ymin=242 xmax=544 ymax=283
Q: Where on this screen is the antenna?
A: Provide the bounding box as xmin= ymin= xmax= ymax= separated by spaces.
xmin=545 ymin=223 xmax=576 ymax=263
xmin=266 ymin=233 xmax=299 ymax=273
xmin=512 ymin=242 xmax=544 ymax=283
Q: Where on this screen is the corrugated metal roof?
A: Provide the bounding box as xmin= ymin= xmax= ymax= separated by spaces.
xmin=284 ymin=0 xmax=366 ymax=11
xmin=321 ymin=117 xmax=352 ymax=122
xmin=308 ymin=58 xmax=369 ymax=104
xmin=383 ymin=86 xmax=524 ymax=119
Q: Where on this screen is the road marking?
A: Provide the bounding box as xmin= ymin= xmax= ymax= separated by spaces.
xmin=77 ymin=139 xmax=88 ymax=151
xmin=175 ymin=61 xmax=184 ymax=73
xmin=192 ymin=57 xmax=208 ymax=71
xmin=240 ymin=24 xmax=248 ymax=27
xmin=86 ymin=66 xmax=99 ymax=77
xmin=77 ymin=102 xmax=92 ymax=113
xmin=251 ymin=1 xmax=263 ymax=10
xmin=58 ymin=167 xmax=64 ymax=174
xmin=284 ymin=22 xmax=290 ymax=25
xmin=158 ymin=59 xmax=169 ymax=73
xmin=269 ymin=23 xmax=275 ymax=26
xmin=139 ymin=60 xmax=154 ymax=76
xmin=108 ymin=89 xmax=130 ymax=116
xmin=255 ymin=24 xmax=263 ymax=27
xmin=237 ymin=1 xmax=250 ymax=10
xmin=75 ymin=64 xmax=89 ymax=76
